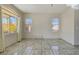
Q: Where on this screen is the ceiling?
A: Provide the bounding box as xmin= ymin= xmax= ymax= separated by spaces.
xmin=14 ymin=4 xmax=69 ymax=14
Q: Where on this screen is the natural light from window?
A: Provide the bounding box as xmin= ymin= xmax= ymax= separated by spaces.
xmin=51 ymin=18 xmax=60 ymax=32
xmin=25 ymin=17 xmax=32 ymax=32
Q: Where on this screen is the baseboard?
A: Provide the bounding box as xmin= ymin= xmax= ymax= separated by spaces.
xmin=22 ymin=38 xmax=61 ymax=40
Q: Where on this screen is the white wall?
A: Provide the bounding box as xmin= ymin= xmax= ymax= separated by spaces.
xmin=74 ymin=9 xmax=79 ymax=45
xmin=61 ymin=8 xmax=74 ymax=45
xmin=23 ymin=13 xmax=60 ymax=39
xmin=4 ymin=33 xmax=18 ymax=47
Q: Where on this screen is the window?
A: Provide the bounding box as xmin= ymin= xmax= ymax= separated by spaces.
xmin=2 ymin=14 xmax=18 ymax=33
xmin=25 ymin=17 xmax=32 ymax=32
xmin=9 ymin=17 xmax=17 ymax=33
xmin=2 ymin=16 xmax=9 ymax=33
xmin=51 ymin=18 xmax=60 ymax=32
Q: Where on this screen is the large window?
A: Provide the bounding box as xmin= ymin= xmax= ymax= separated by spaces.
xmin=9 ymin=17 xmax=17 ymax=33
xmin=2 ymin=15 xmax=9 ymax=33
xmin=51 ymin=18 xmax=60 ymax=32
xmin=2 ymin=14 xmax=18 ymax=33
xmin=25 ymin=17 xmax=32 ymax=32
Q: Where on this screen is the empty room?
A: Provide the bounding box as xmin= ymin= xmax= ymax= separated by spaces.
xmin=0 ymin=4 xmax=79 ymax=55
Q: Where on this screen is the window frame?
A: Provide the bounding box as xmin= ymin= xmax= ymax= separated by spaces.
xmin=2 ymin=13 xmax=18 ymax=34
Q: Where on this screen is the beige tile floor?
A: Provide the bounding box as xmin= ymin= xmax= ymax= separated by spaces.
xmin=0 ymin=38 xmax=79 ymax=55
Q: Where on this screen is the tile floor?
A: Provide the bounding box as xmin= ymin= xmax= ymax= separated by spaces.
xmin=0 ymin=38 xmax=79 ymax=55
